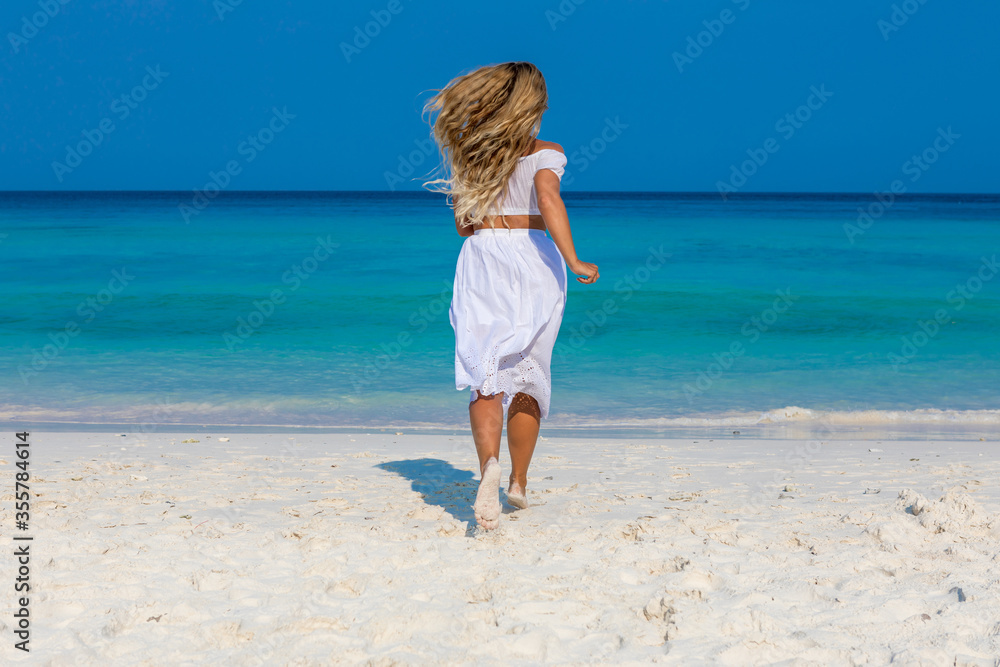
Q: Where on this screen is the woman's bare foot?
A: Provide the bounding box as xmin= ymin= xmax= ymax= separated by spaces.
xmin=506 ymin=477 xmax=528 ymax=509
xmin=473 ymin=457 xmax=501 ymax=529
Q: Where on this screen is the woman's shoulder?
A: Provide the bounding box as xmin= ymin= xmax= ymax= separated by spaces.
xmin=527 ymin=139 xmax=564 ymax=156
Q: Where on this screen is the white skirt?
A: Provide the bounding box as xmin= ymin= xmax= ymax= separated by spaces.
xmin=449 ymin=228 xmax=568 ymax=419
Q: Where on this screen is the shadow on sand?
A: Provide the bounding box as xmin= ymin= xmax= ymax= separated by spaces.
xmin=376 ymin=458 xmax=514 ymax=536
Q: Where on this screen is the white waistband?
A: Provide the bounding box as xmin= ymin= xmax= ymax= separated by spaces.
xmin=473 ymin=228 xmax=546 ymax=236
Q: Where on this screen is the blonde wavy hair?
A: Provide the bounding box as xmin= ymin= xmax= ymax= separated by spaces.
xmin=422 ymin=62 xmax=549 ymax=229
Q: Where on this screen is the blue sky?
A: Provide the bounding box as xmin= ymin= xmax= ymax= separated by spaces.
xmin=1 ymin=0 xmax=996 ymax=192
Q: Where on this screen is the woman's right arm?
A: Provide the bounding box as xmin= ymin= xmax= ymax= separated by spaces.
xmin=535 ymin=170 xmax=599 ymax=284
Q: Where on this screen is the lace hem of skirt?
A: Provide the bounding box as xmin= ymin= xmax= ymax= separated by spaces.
xmin=458 ymin=352 xmax=551 ymax=418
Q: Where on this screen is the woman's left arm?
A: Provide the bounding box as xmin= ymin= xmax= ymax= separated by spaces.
xmin=455 ymin=207 xmax=475 ymax=237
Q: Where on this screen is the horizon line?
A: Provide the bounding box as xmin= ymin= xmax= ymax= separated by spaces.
xmin=1 ymin=190 xmax=998 ymax=197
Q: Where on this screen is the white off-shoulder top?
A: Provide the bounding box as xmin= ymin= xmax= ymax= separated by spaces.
xmin=493 ymin=148 xmax=567 ymax=216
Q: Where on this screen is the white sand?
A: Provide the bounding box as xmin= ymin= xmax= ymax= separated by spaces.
xmin=2 ymin=431 xmax=999 ymax=665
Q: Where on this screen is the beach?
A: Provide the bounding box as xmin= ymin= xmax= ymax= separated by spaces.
xmin=4 ymin=430 xmax=998 ymax=665
xmin=5 ymin=2 xmax=999 ymax=664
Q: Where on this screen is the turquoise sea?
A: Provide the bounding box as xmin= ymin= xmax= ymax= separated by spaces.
xmin=2 ymin=191 xmax=998 ymax=435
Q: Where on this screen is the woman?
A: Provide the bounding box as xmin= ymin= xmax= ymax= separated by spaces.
xmin=424 ymin=62 xmax=599 ymax=530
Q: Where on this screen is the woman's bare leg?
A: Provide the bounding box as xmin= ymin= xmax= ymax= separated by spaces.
xmin=469 ymin=390 xmax=503 ymax=474
xmin=470 ymin=391 xmax=504 ymax=529
xmin=506 ymin=392 xmax=541 ymax=508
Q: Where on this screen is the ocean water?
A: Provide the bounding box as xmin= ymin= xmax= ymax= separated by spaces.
xmin=2 ymin=191 xmax=998 ymax=434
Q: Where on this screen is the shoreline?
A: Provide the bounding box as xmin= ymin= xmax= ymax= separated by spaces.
xmin=6 ymin=405 xmax=1000 ymax=438
xmin=7 ymin=419 xmax=1000 ymax=443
